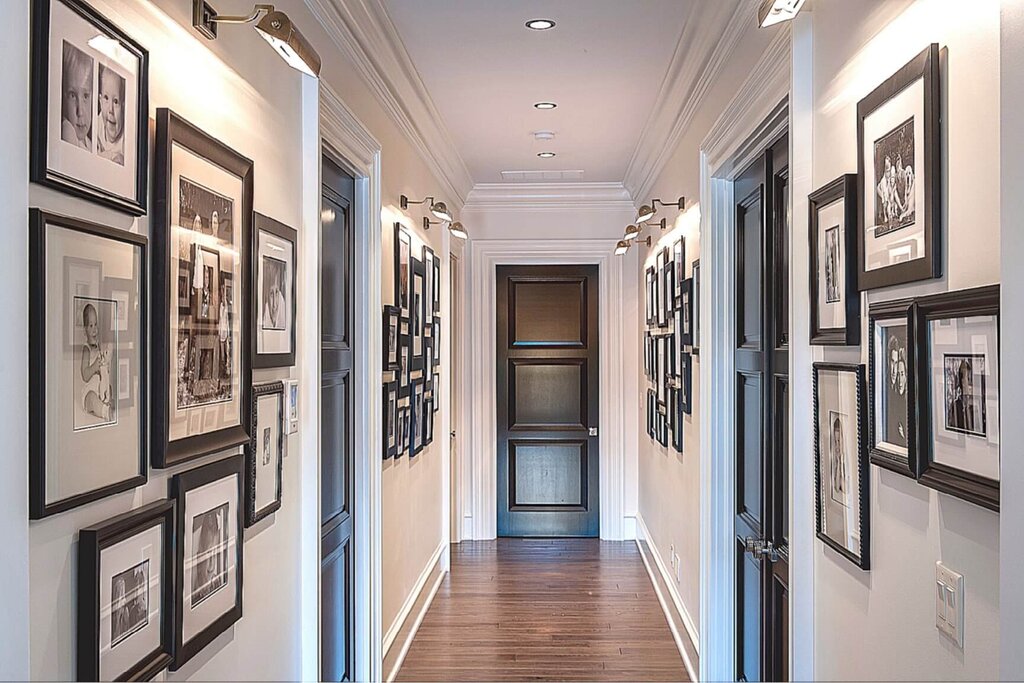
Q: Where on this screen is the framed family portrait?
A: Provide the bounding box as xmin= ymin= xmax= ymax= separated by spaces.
xmin=246 ymin=381 xmax=284 ymax=527
xmin=914 ymin=285 xmax=1000 ymax=511
xmin=29 ymin=210 xmax=147 ymax=519
xmin=809 ymin=174 xmax=860 ymax=345
xmin=253 ymin=213 xmax=296 ymax=368
xmin=152 ymin=109 xmax=252 ymax=468
xmin=383 ymin=305 xmax=400 ymax=372
xmin=77 ymin=500 xmax=174 ymax=682
xmin=383 ymin=381 xmax=398 ymax=459
xmin=868 ymin=298 xmax=917 ymax=478
xmin=30 ymin=0 xmax=149 ymax=214
xmin=857 ymin=43 xmax=941 ymax=290
xmin=394 ymin=223 xmax=411 ymax=318
xmin=813 ymin=362 xmax=870 ymax=570
xmin=170 ymin=455 xmax=244 ymax=670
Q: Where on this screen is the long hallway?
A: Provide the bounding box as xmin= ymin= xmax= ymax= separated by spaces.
xmin=397 ymin=540 xmax=688 ymax=682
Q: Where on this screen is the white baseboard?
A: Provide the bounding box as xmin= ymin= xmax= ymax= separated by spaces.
xmin=635 ymin=514 xmax=700 ymax=682
xmin=382 ymin=542 xmax=447 ymax=682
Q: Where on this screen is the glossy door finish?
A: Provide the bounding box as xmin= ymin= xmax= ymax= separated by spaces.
xmin=496 ymin=265 xmax=599 ymax=537
xmin=321 ymin=154 xmax=354 ymax=682
xmin=734 ymin=135 xmax=790 ymax=682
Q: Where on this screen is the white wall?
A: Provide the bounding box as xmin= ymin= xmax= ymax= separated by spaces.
xmin=795 ymin=1 xmax=1001 ymax=679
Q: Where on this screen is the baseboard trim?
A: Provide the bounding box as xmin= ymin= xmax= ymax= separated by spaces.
xmin=635 ymin=514 xmax=700 ymax=682
xmin=382 ymin=542 xmax=447 ymax=682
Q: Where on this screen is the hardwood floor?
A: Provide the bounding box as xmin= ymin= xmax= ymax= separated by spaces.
xmin=396 ymin=538 xmax=689 ymax=682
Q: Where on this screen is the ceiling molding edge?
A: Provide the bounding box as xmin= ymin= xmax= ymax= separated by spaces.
xmin=622 ymin=0 xmax=758 ymax=203
xmin=305 ymin=0 xmax=475 ymax=206
xmin=462 ymin=182 xmax=637 ymax=213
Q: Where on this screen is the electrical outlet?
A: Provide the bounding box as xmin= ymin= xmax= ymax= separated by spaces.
xmin=935 ymin=562 xmax=964 ymax=648
xmin=674 ymin=554 xmax=682 ymax=583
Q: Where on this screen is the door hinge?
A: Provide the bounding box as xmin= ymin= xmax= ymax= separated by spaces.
xmin=743 ymin=536 xmax=780 ymax=562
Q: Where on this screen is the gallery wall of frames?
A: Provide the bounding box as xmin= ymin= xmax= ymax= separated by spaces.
xmin=24 ymin=0 xmax=305 ymax=679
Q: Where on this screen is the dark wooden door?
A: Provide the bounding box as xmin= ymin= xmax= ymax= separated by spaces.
xmin=496 ymin=265 xmax=599 ymax=537
xmin=320 ymin=154 xmax=355 ymax=682
xmin=734 ymin=134 xmax=790 ymax=682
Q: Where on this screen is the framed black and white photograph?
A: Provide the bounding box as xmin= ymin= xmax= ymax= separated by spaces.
xmin=432 ymin=253 xmax=441 ymax=313
xmin=868 ymin=298 xmax=916 ymax=477
xmin=170 ymin=455 xmax=244 ymax=670
xmin=673 ymin=238 xmax=685 ymax=307
xmin=397 ymin=322 xmax=411 ymax=399
xmin=29 ymin=210 xmax=147 ymax=519
xmin=857 ymin=44 xmax=941 ymax=290
xmin=670 ymin=387 xmax=683 ymax=453
xmin=809 ymin=174 xmax=860 ymax=345
xmin=646 ymin=389 xmax=655 ymax=439
xmin=914 ymin=285 xmax=999 ymax=511
xmin=692 ymin=259 xmax=700 ymax=355
xmin=410 ymin=380 xmax=424 ymax=456
xmin=678 ymin=352 xmax=692 ymax=416
xmin=412 ymin=259 xmax=425 ymax=371
xmin=394 ymin=223 xmax=411 ymax=318
xmin=423 ymin=246 xmax=435 ymax=323
xmin=253 ymin=213 xmax=296 ymax=368
xmin=679 ymin=278 xmax=693 ymax=347
xmin=433 ymin=371 xmax=440 ymax=414
xmin=30 ymin=0 xmax=149 ymax=214
xmin=422 ymin=396 xmax=433 ymax=447
xmin=432 ymin=315 xmax=441 ymax=369
xmin=77 ymin=500 xmax=174 ymax=682
xmin=813 ymin=363 xmax=869 ymax=570
xmin=383 ymin=305 xmax=400 ymax=372
xmin=396 ymin=404 xmax=410 ymax=457
xmin=152 ymin=109 xmax=252 ymax=469
xmin=246 ymin=382 xmax=283 ymax=527
xmin=656 ymin=249 xmax=669 ymax=328
xmin=645 ymin=266 xmax=655 ymax=326
xmin=383 ymin=381 xmax=397 ymax=459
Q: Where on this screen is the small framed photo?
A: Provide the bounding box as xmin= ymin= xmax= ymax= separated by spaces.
xmin=283 ymin=378 xmax=299 ymax=435
xmin=30 ymin=0 xmax=149 ymax=215
xmin=809 ymin=174 xmax=860 ymax=345
xmin=670 ymin=387 xmax=684 ymax=453
xmin=656 ymin=249 xmax=669 ymax=328
xmin=679 ymin=278 xmax=694 ymax=347
xmin=814 ymin=362 xmax=869 ymax=570
xmin=423 ymin=246 xmax=435 ymax=323
xmin=423 ymin=396 xmax=434 ymax=447
xmin=410 ymin=380 xmax=424 ymax=456
xmin=646 ymin=389 xmax=656 ymax=439
xmin=857 ymin=44 xmax=941 ymax=290
xmin=673 ymin=238 xmax=685 ymax=308
xmin=383 ymin=305 xmax=400 ymax=372
xmin=169 ymin=455 xmax=244 ymax=670
xmin=396 ymin=404 xmax=410 ymax=457
xmin=433 ymin=371 xmax=440 ymax=414
xmin=246 ymin=382 xmax=283 ymax=527
xmin=914 ymin=285 xmax=1000 ymax=511
xmin=29 ymin=210 xmax=147 ymax=519
xmin=432 ymin=315 xmax=441 ymax=369
xmin=678 ymin=352 xmax=693 ymax=415
xmin=692 ymin=259 xmax=700 ymax=355
xmin=253 ymin=213 xmax=297 ymax=368
xmin=432 ymin=253 xmax=441 ymax=313
xmin=412 ymin=259 xmax=426 ymax=371
xmin=384 ymin=381 xmax=398 ymax=459
xmin=394 ymin=223 xmax=411 ymax=318
xmin=77 ymin=500 xmax=174 ymax=681
xmin=397 ymin=321 xmax=411 ymax=399
xmin=868 ymin=298 xmax=916 ymax=477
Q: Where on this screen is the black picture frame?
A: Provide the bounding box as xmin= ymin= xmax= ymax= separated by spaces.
xmin=679 ymin=277 xmax=694 ymax=347
xmin=152 ymin=108 xmax=253 ymax=469
xmin=856 ymin=43 xmax=941 ymax=291
xmin=679 ymin=352 xmax=692 ymax=415
xmin=657 ymin=248 xmax=670 ymax=328
xmin=397 ymin=318 xmax=411 ymax=399
xmin=252 ymin=213 xmax=297 ymax=368
xmin=77 ymin=499 xmax=175 ymax=682
xmin=670 ymin=387 xmax=684 ymax=453
xmin=411 ymin=259 xmax=426 ymax=372
xmin=410 ymin=380 xmax=424 ymax=456
xmin=868 ymin=297 xmax=917 ymax=478
xmin=30 ymin=0 xmax=149 ymax=215
xmin=645 ymin=266 xmax=656 ymax=326
xmin=692 ymin=259 xmax=700 ymax=355
xmin=423 ymin=245 xmax=436 ymax=323
xmin=245 ymin=381 xmax=284 ymax=527
xmin=383 ymin=305 xmax=400 ymax=372
xmin=432 ymin=252 xmax=441 ymax=313
xmin=169 ymin=455 xmax=245 ymax=670
xmin=396 ymin=404 xmax=410 ymax=458
xmin=383 ymin=381 xmax=397 ymax=459
xmin=809 ymin=174 xmax=861 ymax=345
xmin=813 ymin=362 xmax=870 ymax=570
xmin=29 ymin=209 xmax=148 ymax=519
xmin=394 ymin=223 xmax=411 ymax=317
xmin=432 ymin=315 xmax=441 ymax=369
xmin=914 ymin=285 xmax=1000 ymax=511
xmin=673 ymin=238 xmax=685 ymax=308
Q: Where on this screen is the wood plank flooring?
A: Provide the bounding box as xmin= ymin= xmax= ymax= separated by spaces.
xmin=396 ymin=538 xmax=689 ymax=682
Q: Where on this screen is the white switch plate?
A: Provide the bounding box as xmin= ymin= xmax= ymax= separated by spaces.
xmin=936 ymin=561 xmax=964 ymax=648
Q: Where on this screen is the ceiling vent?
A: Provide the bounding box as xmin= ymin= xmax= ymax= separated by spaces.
xmin=500 ymin=170 xmax=585 ymax=182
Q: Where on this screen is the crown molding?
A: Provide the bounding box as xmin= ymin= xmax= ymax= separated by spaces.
xmin=462 ymin=182 xmax=637 ymax=213
xmin=305 ymin=0 xmax=474 ymax=205
xmin=622 ymin=0 xmax=757 ymax=202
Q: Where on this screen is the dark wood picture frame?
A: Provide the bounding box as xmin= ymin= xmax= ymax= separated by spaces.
xmin=868 ymin=297 xmax=918 ymax=478
xmin=397 ymin=319 xmax=411 ymax=399
xmin=29 ymin=209 xmax=148 ymax=519
xmin=77 ymin=499 xmax=174 ymax=681
xmin=809 ymin=174 xmax=861 ymax=345
xmin=670 ymin=387 xmax=684 ymax=453
xmin=245 ymin=381 xmax=284 ymax=527
xmin=152 ymin=108 xmax=252 ymax=469
xmin=645 ymin=266 xmax=656 ymax=326
xmin=914 ymin=285 xmax=1000 ymax=511
xmin=679 ymin=277 xmax=694 ymax=347
xmin=692 ymin=259 xmax=700 ymax=355
xmin=383 ymin=381 xmax=397 ymax=459
xmin=383 ymin=305 xmax=400 ymax=372
xmin=410 ymin=380 xmax=424 ymax=456
xmin=169 ymin=455 xmax=244 ymax=670
xmin=432 ymin=252 xmax=441 ymax=313
xmin=422 ymin=245 xmax=436 ymax=322
xmin=30 ymin=0 xmax=150 ymax=215
xmin=411 ymin=259 xmax=426 ymax=372
xmin=679 ymin=352 xmax=692 ymax=415
xmin=394 ymin=223 xmax=411 ymax=317
xmin=856 ymin=43 xmax=941 ymax=291
xmin=813 ymin=362 xmax=870 ymax=570
xmin=657 ymin=248 xmax=669 ymax=328
xmin=252 ymin=213 xmax=297 ymax=368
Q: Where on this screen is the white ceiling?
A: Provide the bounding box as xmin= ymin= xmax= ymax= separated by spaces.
xmin=383 ymin=0 xmax=701 ymax=185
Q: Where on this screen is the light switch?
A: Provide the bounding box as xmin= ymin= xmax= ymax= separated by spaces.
xmin=935 ymin=562 xmax=964 ymax=648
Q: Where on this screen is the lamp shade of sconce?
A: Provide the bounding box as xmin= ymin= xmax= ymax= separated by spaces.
xmin=430 ymin=201 xmax=453 ymax=222
xmin=449 ymin=221 xmax=469 ymax=240
xmin=636 ymin=205 xmax=656 ymax=223
xmin=624 ymin=224 xmax=640 ymax=240
xmin=255 ymin=10 xmax=322 ymax=76
xmin=757 ymin=0 xmax=807 ymax=27
xmin=614 ymin=240 xmax=630 ymax=256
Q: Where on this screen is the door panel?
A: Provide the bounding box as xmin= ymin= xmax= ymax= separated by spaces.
xmin=497 ymin=266 xmax=599 ymax=537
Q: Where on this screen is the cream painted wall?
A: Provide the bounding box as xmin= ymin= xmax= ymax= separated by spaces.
xmin=797 ymin=1 xmax=1000 ymax=679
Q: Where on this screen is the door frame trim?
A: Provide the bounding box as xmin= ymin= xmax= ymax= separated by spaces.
xmin=464 ymin=240 xmax=632 ymax=540
xmin=698 ymin=26 xmax=796 ymax=683
xmin=314 ymin=83 xmax=383 ymax=683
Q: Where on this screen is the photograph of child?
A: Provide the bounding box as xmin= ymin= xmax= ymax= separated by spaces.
xmin=61 ymin=40 xmax=93 ymax=151
xmin=110 ymin=560 xmax=149 ymax=648
xmin=190 ymin=502 xmax=229 ymax=608
xmin=260 ymin=255 xmax=287 ymax=331
xmin=74 ymin=296 xmax=117 ymax=431
xmin=96 ymin=63 xmax=125 ymax=165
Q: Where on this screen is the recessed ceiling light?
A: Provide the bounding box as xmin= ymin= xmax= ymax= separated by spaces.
xmin=534 ymin=102 xmax=557 ymax=110
xmin=525 ymin=18 xmax=555 ymax=30
xmin=537 ymin=152 xmax=556 ymax=158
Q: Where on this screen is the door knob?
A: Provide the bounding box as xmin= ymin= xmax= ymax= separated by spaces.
xmin=588 ymin=427 xmax=598 ymax=437
xmin=743 ymin=536 xmax=779 ymax=562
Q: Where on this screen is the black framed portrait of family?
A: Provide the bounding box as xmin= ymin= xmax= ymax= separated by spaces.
xmin=30 ymin=0 xmax=150 ymax=215
xmin=246 ymin=381 xmax=284 ymax=527
xmin=868 ymin=297 xmax=917 ymax=478
xmin=252 ymin=213 xmax=296 ymax=369
xmin=809 ymin=174 xmax=860 ymax=345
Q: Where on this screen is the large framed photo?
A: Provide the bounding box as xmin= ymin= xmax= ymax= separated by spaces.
xmin=868 ymin=298 xmax=917 ymax=478
xmin=914 ymin=285 xmax=1000 ymax=511
xmin=169 ymin=455 xmax=244 ymax=670
xmin=152 ymin=109 xmax=252 ymax=469
xmin=394 ymin=223 xmax=411 ymax=318
xmin=246 ymin=382 xmax=283 ymax=527
xmin=253 ymin=213 xmax=296 ymax=368
xmin=809 ymin=174 xmax=860 ymax=345
xmin=857 ymin=43 xmax=941 ymax=290
xmin=30 ymin=0 xmax=149 ymax=215
xmin=813 ymin=363 xmax=869 ymax=569
xmin=29 ymin=210 xmax=147 ymax=519
xmin=77 ymin=500 xmax=174 ymax=682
